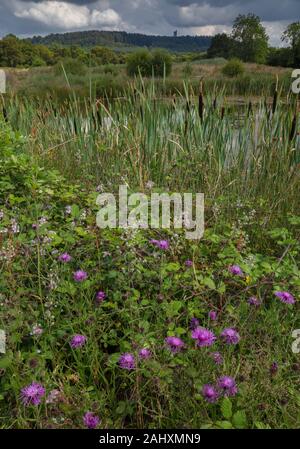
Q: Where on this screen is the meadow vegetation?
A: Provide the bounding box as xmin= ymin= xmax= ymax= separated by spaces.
xmin=0 ymin=74 xmax=299 ymax=428
xmin=4 ymin=60 xmax=293 ymax=100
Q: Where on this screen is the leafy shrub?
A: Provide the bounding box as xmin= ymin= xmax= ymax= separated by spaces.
xmin=90 ymin=46 xmax=118 ymax=65
xmin=222 ymin=58 xmax=245 ymax=77
xmin=126 ymin=50 xmax=153 ymax=77
xmin=126 ymin=49 xmax=172 ymax=77
xmin=54 ymin=58 xmax=87 ymax=76
xmin=151 ymin=49 xmax=172 ymax=77
xmin=31 ymin=56 xmax=46 ymax=67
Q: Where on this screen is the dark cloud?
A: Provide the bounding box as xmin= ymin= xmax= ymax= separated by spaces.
xmin=0 ymin=0 xmax=299 ymax=45
xmin=18 ymin=0 xmax=96 ymax=3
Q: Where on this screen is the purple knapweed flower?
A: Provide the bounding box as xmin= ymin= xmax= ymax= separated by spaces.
xmin=119 ymin=353 xmax=136 ymax=370
xmin=139 ymin=348 xmax=151 ymax=360
xmin=165 ymin=336 xmax=185 ymax=353
xmin=83 ymin=412 xmax=100 ymax=429
xmin=191 ymin=327 xmax=216 ymax=347
xmin=73 ymin=270 xmax=88 ymax=282
xmin=210 ymin=352 xmax=223 ymax=365
xmin=185 ymin=260 xmax=193 ymax=267
xmin=202 ymin=384 xmax=219 ymax=403
xmin=275 ymin=291 xmax=295 ymax=305
xmin=190 ymin=318 xmax=200 ymax=330
xmin=218 ymin=376 xmax=238 ymax=397
xmin=70 ymin=334 xmax=87 ymax=349
xmin=21 ymin=382 xmax=45 ymax=406
xmin=221 ymin=328 xmax=240 ymax=345
xmin=158 ymin=240 xmax=169 ymax=250
xmin=248 ymin=296 xmax=261 ymax=307
xmin=209 ymin=310 xmax=218 ymax=321
xmin=150 ymin=239 xmax=169 ymax=250
xmin=96 ymin=291 xmax=106 ymax=303
xmin=59 ymin=252 xmax=72 ymax=263
xmin=229 ymin=265 xmax=243 ymax=276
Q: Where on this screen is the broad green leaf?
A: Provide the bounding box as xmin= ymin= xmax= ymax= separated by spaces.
xmin=221 ymin=397 xmax=232 ymax=419
xmin=233 ymin=410 xmax=247 ymax=429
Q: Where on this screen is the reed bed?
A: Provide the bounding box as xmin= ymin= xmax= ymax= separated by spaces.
xmin=2 ymin=78 xmax=299 ymax=225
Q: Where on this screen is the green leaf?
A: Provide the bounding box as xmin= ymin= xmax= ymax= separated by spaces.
xmin=200 ymin=423 xmax=213 ymax=429
xmin=216 ymin=420 xmax=233 ymax=429
xmin=218 ymin=282 xmax=226 ymax=294
xmin=221 ymin=397 xmax=232 ymax=419
xmin=164 ymin=301 xmax=183 ymax=318
xmin=164 ymin=262 xmax=180 ymax=272
xmin=233 ymin=410 xmax=247 ymax=429
xmin=71 ymin=204 xmax=80 ymax=218
xmin=0 ymin=356 xmax=12 ymax=369
xmin=202 ymin=277 xmax=216 ymax=290
xmin=116 ymin=401 xmax=127 ymax=415
xmin=255 ymin=421 xmax=271 ymax=429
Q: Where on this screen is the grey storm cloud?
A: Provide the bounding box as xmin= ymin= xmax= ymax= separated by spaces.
xmin=0 ymin=0 xmax=299 ymax=45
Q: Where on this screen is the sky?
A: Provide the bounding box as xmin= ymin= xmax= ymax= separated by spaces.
xmin=0 ymin=0 xmax=299 ymax=46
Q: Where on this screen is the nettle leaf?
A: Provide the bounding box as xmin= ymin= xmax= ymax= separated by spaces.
xmin=216 ymin=420 xmax=233 ymax=429
xmin=164 ymin=262 xmax=180 ymax=272
xmin=71 ymin=204 xmax=81 ymax=218
xmin=221 ymin=397 xmax=233 ymax=419
xmin=0 ymin=356 xmax=12 ymax=369
xmin=75 ymin=226 xmax=89 ymax=237
xmin=202 ymin=277 xmax=216 ymax=290
xmin=255 ymin=421 xmax=271 ymax=429
xmin=225 ymin=304 xmax=236 ymax=317
xmin=108 ymin=353 xmax=121 ymax=365
xmin=218 ymin=282 xmax=226 ymax=294
xmin=164 ymin=301 xmax=183 ymax=318
xmin=233 ymin=410 xmax=247 ymax=429
xmin=56 ymin=281 xmax=77 ymax=296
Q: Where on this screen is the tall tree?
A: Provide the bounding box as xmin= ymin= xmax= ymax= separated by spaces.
xmin=282 ymin=22 xmax=300 ymax=67
xmin=231 ymin=14 xmax=269 ymax=63
xmin=207 ymin=33 xmax=235 ymax=59
xmin=0 ymin=35 xmax=23 ymax=67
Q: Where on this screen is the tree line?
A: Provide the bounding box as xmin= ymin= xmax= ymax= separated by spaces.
xmin=0 ymin=34 xmax=124 ymax=68
xmin=30 ymin=31 xmax=212 ymax=53
xmin=207 ymin=14 xmax=300 ymax=67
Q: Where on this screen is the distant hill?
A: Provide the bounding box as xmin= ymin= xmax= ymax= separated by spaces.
xmin=28 ymin=30 xmax=212 ymax=53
